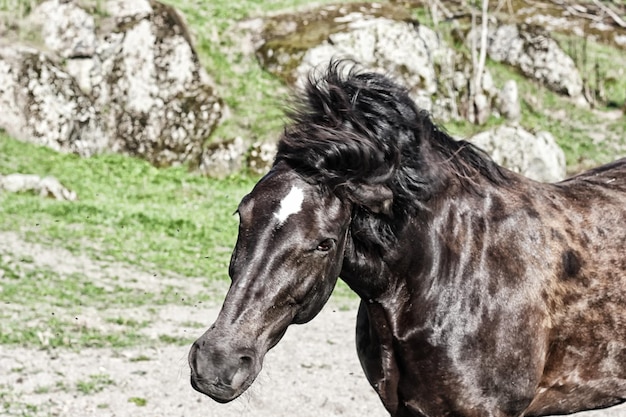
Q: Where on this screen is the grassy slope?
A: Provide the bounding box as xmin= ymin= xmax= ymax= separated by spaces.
xmin=0 ymin=1 xmax=624 ymax=350
xmin=0 ymin=133 xmax=255 ymax=348
xmin=0 ymin=134 xmax=253 ymax=278
xmin=0 ymin=0 xmax=359 ymax=351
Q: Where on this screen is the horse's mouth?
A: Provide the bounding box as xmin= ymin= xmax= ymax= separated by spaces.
xmin=190 ymin=374 xmax=249 ymax=403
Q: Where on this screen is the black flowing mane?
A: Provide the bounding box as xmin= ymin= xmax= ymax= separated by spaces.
xmin=275 ymin=62 xmax=508 ymax=246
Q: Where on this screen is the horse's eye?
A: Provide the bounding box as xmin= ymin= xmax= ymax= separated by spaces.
xmin=316 ymin=239 xmax=335 ymax=252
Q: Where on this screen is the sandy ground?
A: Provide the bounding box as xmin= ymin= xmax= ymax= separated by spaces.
xmin=1 ymin=232 xmax=626 ymax=417
xmin=0 ymin=300 xmax=389 ymax=417
xmin=3 ymin=302 xmax=626 ymax=417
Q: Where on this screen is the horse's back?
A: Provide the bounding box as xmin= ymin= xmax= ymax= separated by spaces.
xmin=526 ymin=158 xmax=626 ymax=416
xmin=558 ymin=157 xmax=626 ymax=191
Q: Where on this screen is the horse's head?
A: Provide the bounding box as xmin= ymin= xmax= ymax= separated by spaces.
xmin=189 ymin=162 xmax=352 ymax=402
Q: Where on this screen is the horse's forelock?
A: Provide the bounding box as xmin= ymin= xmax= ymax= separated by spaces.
xmin=278 ymin=62 xmax=419 ymax=188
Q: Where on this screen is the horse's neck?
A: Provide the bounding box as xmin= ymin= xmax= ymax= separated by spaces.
xmin=340 ymin=170 xmax=504 ymax=303
xmin=340 ymin=206 xmax=435 ymax=302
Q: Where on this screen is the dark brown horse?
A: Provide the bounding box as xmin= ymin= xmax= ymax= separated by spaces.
xmin=189 ymin=62 xmax=626 ymax=416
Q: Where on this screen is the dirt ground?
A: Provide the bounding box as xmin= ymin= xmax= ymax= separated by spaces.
xmin=3 ymin=306 xmax=626 ymax=417
xmin=1 ymin=232 xmax=626 ymax=417
xmin=0 ymin=300 xmax=389 ymax=417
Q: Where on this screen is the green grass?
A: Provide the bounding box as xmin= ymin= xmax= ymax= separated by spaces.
xmin=0 ymin=131 xmax=359 ymax=349
xmin=0 ymin=132 xmax=255 ymax=348
xmin=76 ymin=374 xmax=115 ymax=395
xmin=0 ymin=132 xmax=254 ymax=278
xmin=128 ymin=397 xmax=148 ymax=407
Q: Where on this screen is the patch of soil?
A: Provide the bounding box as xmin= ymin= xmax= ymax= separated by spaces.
xmin=0 ymin=301 xmax=388 ymax=417
xmin=1 ymin=232 xmax=626 ymax=416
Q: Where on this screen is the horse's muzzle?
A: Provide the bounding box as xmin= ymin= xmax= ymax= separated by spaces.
xmin=188 ymin=337 xmax=258 ymax=403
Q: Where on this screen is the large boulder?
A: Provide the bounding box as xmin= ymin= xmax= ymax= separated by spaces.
xmin=91 ymin=0 xmax=223 ymax=167
xmin=469 ymin=125 xmax=566 ymax=183
xmin=0 ymin=45 xmax=107 ymax=156
xmin=0 ymin=0 xmax=223 ymax=168
xmin=255 ymin=2 xmax=497 ymax=122
xmin=296 ymin=18 xmax=450 ymax=116
xmin=468 ymin=24 xmax=584 ymax=101
xmin=256 ymin=3 xmax=413 ymax=84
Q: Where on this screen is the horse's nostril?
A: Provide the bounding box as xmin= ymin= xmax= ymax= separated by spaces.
xmin=239 ymin=355 xmax=253 ymax=368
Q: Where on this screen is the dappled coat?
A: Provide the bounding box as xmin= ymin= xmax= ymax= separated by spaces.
xmin=190 ymin=62 xmax=626 ymax=417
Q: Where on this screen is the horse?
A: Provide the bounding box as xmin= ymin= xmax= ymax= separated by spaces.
xmin=188 ymin=62 xmax=626 ymax=417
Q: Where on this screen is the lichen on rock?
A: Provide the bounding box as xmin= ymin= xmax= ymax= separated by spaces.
xmin=254 ymin=2 xmax=497 ymax=122
xmin=470 ymin=125 xmax=566 ymax=183
xmin=467 ymin=23 xmax=584 ymax=100
xmin=0 ymin=0 xmax=224 ymax=169
xmin=0 ymin=45 xmax=107 ymax=156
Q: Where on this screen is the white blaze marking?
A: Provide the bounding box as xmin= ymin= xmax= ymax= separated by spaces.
xmin=274 ymin=186 xmax=304 ymax=224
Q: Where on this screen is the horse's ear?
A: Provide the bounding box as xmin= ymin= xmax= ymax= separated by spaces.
xmin=348 ymin=183 xmax=394 ymax=216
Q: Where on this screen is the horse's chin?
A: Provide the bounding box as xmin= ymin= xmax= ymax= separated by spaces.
xmin=190 ymin=370 xmax=257 ymax=403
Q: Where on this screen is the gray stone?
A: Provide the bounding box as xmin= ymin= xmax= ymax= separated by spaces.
xmin=247 ymin=141 xmax=277 ymax=176
xmin=28 ymin=0 xmax=97 ymax=58
xmin=256 ymin=3 xmax=500 ymax=123
xmin=106 ymin=0 xmax=153 ymax=19
xmin=0 ymin=45 xmax=107 ymax=156
xmin=90 ymin=0 xmax=223 ymax=167
xmin=470 ymin=24 xmax=584 ymax=99
xmin=0 ymin=0 xmax=224 ymax=168
xmin=469 ymin=125 xmax=566 ymax=183
xmin=199 ymin=137 xmax=247 ymax=178
xmin=0 ymin=173 xmax=78 ymax=201
xmin=297 ymin=19 xmax=442 ymax=97
xmin=496 ymin=80 xmax=521 ymax=121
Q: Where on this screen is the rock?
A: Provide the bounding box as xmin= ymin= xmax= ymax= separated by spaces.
xmin=198 ymin=138 xmax=276 ymax=178
xmin=198 ymin=137 xmax=247 ymax=178
xmin=297 ymin=19 xmax=442 ymax=97
xmin=89 ymin=0 xmax=223 ymax=167
xmin=495 ymin=80 xmax=521 ymax=121
xmin=0 ymin=45 xmax=108 ymax=156
xmin=470 ymin=24 xmax=584 ymax=99
xmin=27 ymin=0 xmax=97 ymax=58
xmin=0 ymin=0 xmax=223 ymax=168
xmin=256 ymin=3 xmax=414 ymax=84
xmin=0 ymin=173 xmax=77 ymax=201
xmin=247 ymin=141 xmax=277 ymax=176
xmin=469 ymin=125 xmax=566 ymax=182
xmin=106 ymin=0 xmax=153 ymax=19
xmin=256 ymin=3 xmax=496 ymax=122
